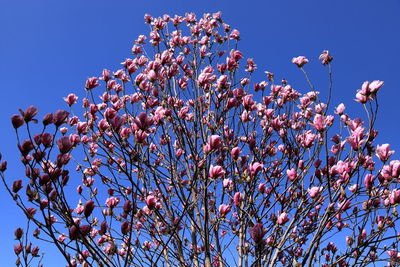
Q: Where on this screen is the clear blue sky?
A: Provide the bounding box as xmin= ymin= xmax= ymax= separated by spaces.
xmin=1 ymin=0 xmax=400 ymax=265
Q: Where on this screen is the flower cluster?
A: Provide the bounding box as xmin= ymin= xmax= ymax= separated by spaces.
xmin=1 ymin=12 xmax=399 ymax=267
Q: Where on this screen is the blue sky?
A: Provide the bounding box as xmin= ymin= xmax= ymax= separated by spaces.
xmin=1 ymin=0 xmax=400 ymax=265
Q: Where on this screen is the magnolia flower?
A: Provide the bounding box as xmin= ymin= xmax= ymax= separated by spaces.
xmin=292 ymin=56 xmax=309 ymax=68
xmin=277 ymin=212 xmax=289 ymax=225
xmin=11 ymin=115 xmax=24 ymax=129
xmin=85 ymin=77 xmax=99 ymax=90
xmin=389 ymin=189 xmax=400 ymax=205
xmin=376 ymin=144 xmax=394 ymax=162
xmin=364 ymin=174 xmax=374 ymax=190
xmin=204 ymin=135 xmax=222 ymax=153
xmin=64 ymin=94 xmax=78 ymax=106
xmin=145 ymin=195 xmax=157 ymax=209
xmin=319 ymin=50 xmax=333 ymax=65
xmin=209 ymin=165 xmax=226 ymax=179
xmin=231 ymin=147 xmax=241 ymax=160
xmin=286 ymin=168 xmax=297 ymax=181
xmin=250 ymin=223 xmax=265 ymax=244
xmin=222 ymin=178 xmax=233 ymax=189
xmin=105 ymin=197 xmax=120 ymax=208
xmin=218 ymin=204 xmax=231 ymax=217
xmin=249 ymin=162 xmax=263 ymax=176
xmin=335 ymin=103 xmax=345 ymax=115
xmin=233 ymin=192 xmax=243 ymax=206
xmin=369 ymin=80 xmax=384 ymax=93
xmin=307 ymin=186 xmax=323 ymax=198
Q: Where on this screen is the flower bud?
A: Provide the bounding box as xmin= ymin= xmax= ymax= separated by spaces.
xmin=14 ymin=228 xmax=23 ymax=240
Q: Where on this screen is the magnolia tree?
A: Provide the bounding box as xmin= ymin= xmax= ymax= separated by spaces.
xmin=1 ymin=11 xmax=400 ymax=267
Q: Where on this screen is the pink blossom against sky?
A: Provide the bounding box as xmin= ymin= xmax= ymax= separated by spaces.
xmin=1 ymin=0 xmax=400 ymax=265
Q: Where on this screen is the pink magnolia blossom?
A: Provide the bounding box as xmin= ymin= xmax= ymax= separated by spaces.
xmin=286 ymin=168 xmax=297 ymax=181
xmin=369 ymin=80 xmax=384 ymax=93
xmin=11 ymin=115 xmax=24 ymax=129
xmin=307 ymin=186 xmax=323 ymax=198
xmin=389 ymin=189 xmax=400 ymax=205
xmin=348 ymin=184 xmax=358 ymax=193
xmin=21 ymin=106 xmax=39 ymax=122
xmin=364 ymin=174 xmax=374 ymax=190
xmin=319 ymin=50 xmax=333 ymax=65
xmin=209 ymin=165 xmax=226 ymax=179
xmin=85 ymin=77 xmax=99 ymax=90
xmin=231 ymin=147 xmax=241 ymax=160
xmin=277 ymin=212 xmax=289 ymax=225
xmin=229 ymin=29 xmax=240 ymax=40
xmin=292 ymin=56 xmax=309 ymax=68
xmin=376 ymin=144 xmax=394 ymax=162
xmin=233 ymin=192 xmax=243 ymax=206
xmin=105 ymin=197 xmax=120 ymax=208
xmin=250 ymin=223 xmax=265 ymax=244
xmin=312 ymin=114 xmax=334 ymax=131
xmin=338 ymin=200 xmax=351 ymax=212
xmin=222 ymin=178 xmax=233 ymax=189
xmin=218 ymin=204 xmax=231 ymax=217
xmin=258 ymin=183 xmax=266 ymax=193
xmin=204 ymin=135 xmax=222 ymax=153
xmin=249 ymin=162 xmax=263 ymax=176
xmin=64 ymin=94 xmax=78 ymax=106
xmin=335 ymin=103 xmax=345 ymax=115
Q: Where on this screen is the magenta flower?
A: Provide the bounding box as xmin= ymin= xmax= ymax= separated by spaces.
xmin=369 ymin=80 xmax=384 ymax=93
xmin=11 ymin=115 xmax=24 ymax=129
xmin=14 ymin=228 xmax=23 ymax=240
xmin=204 ymin=135 xmax=222 ymax=153
xmin=85 ymin=77 xmax=99 ymax=90
xmin=56 ymin=136 xmax=73 ymax=154
xmin=376 ymin=144 xmax=394 ymax=162
xmin=319 ymin=50 xmax=333 ymax=65
xmin=218 ymin=204 xmax=231 ymax=217
xmin=12 ymin=179 xmax=22 ymax=193
xmin=145 ymin=195 xmax=157 ymax=209
xmin=338 ymin=200 xmax=351 ymax=212
xmin=13 ymin=244 xmax=23 ymax=255
xmin=233 ymin=192 xmax=243 ymax=206
xmin=231 ymin=147 xmax=241 ymax=160
xmin=250 ymin=223 xmax=266 ymax=244
xmin=64 ymin=94 xmax=78 ymax=106
xmin=42 ymin=113 xmax=54 ymax=125
xmin=105 ymin=197 xmax=120 ymax=208
xmin=249 ymin=162 xmax=263 ymax=176
xmin=312 ymin=114 xmax=333 ymax=131
xmin=83 ymin=200 xmax=95 ymax=218
xmin=364 ymin=174 xmax=374 ymax=190
xmin=41 ymin=132 xmax=53 ymax=147
xmin=132 ymin=112 xmax=154 ymax=130
xmin=292 ymin=56 xmax=309 ymax=68
xmin=229 ymin=29 xmax=240 ymax=40
xmin=389 ymin=189 xmax=400 ymax=205
xmin=277 ymin=212 xmax=289 ymax=225
xmin=20 ymin=106 xmax=39 ymax=122
xmin=223 ymin=178 xmax=233 ymax=189
xmin=335 ymin=103 xmax=346 ymax=115
xmin=134 ymin=130 xmax=149 ymax=144
xmin=53 ymin=110 xmax=70 ymax=127
xmin=286 ymin=168 xmax=297 ymax=181
xmin=307 ymin=186 xmax=323 ymax=198
xmin=258 ymin=183 xmax=266 ymax=193
xmin=121 ymin=221 xmax=131 ymax=235
xmin=355 ymin=91 xmax=368 ymax=103
xmin=209 ymin=165 xmax=226 ymax=179
xmin=242 ymin=94 xmax=255 ymax=110
xmin=25 ymin=207 xmax=37 ymax=218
